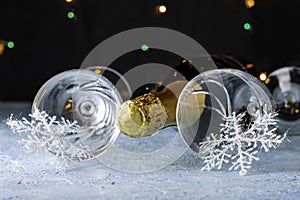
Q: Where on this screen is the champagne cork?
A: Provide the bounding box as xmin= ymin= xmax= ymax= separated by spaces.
xmin=117 ymin=80 xmax=206 ymax=138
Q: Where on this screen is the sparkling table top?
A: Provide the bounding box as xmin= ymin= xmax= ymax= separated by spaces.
xmin=0 ymin=102 xmax=299 ymax=199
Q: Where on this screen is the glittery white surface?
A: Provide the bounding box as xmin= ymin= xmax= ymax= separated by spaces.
xmin=0 ymin=102 xmax=299 ymax=200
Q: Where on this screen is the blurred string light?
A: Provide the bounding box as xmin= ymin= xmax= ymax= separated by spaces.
xmin=0 ymin=40 xmax=15 ymax=55
xmin=265 ymin=77 xmax=271 ymax=84
xmin=156 ymin=5 xmax=167 ymax=14
xmin=246 ymin=63 xmax=254 ymax=69
xmin=7 ymin=41 xmax=14 ymax=49
xmin=259 ymin=72 xmax=267 ymax=82
xmin=67 ymin=11 xmax=75 ymax=19
xmin=141 ymin=44 xmax=149 ymax=52
xmin=0 ymin=43 xmax=4 ymax=55
xmin=65 ymin=0 xmax=76 ymax=20
xmin=243 ymin=22 xmax=252 ymax=31
xmin=245 ymin=0 xmax=255 ymax=8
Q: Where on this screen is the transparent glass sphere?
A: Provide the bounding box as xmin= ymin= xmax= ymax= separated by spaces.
xmin=33 ymin=69 xmax=123 ymax=160
xmin=86 ymin=66 xmax=132 ymax=101
xmin=176 ymin=69 xmax=275 ymax=152
xmin=267 ymin=66 xmax=300 ymax=134
xmin=85 ymin=57 xmax=217 ymax=172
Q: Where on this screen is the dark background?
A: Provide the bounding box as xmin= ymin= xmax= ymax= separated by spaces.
xmin=0 ymin=0 xmax=299 ymax=100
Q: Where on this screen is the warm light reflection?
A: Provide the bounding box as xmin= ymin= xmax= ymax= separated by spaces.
xmin=173 ymin=71 xmax=177 ymax=77
xmin=65 ymin=0 xmax=73 ymax=3
xmin=245 ymin=0 xmax=255 ymax=8
xmin=259 ymin=72 xmax=267 ymax=81
xmin=182 ymin=59 xmax=193 ymax=68
xmin=65 ymin=103 xmax=72 ymax=110
xmin=295 ymin=109 xmax=299 ymax=114
xmin=94 ymin=69 xmax=101 ymax=74
xmin=65 ymin=99 xmax=73 ymax=110
xmin=158 ymin=81 xmax=163 ymax=87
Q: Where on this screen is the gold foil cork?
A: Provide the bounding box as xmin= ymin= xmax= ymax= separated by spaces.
xmin=117 ymin=93 xmax=168 ymax=138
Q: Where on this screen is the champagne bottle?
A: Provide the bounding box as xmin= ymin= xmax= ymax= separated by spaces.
xmin=117 ymin=80 xmax=206 ymax=138
xmin=116 ymin=55 xmax=254 ymax=138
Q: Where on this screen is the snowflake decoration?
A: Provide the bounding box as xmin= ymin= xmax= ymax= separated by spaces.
xmin=199 ymin=111 xmax=287 ymax=175
xmin=6 ymin=106 xmax=93 ymax=164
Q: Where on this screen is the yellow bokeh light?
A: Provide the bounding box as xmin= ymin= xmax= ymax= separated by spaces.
xmin=65 ymin=0 xmax=73 ymax=3
xmin=245 ymin=0 xmax=255 ymax=8
xmin=259 ymin=72 xmax=267 ymax=82
xmin=295 ymin=109 xmax=299 ymax=114
xmin=265 ymin=77 xmax=270 ymax=84
xmin=94 ymin=69 xmax=101 ymax=74
xmin=0 ymin=43 xmax=4 ymax=55
xmin=157 ymin=5 xmax=167 ymax=14
xmin=246 ymin=63 xmax=254 ymax=69
xmin=65 ymin=103 xmax=72 ymax=110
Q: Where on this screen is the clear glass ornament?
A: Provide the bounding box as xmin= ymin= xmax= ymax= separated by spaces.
xmin=33 ymin=69 xmax=123 ymax=160
xmin=92 ymin=57 xmax=217 ymax=173
xmin=176 ymin=69 xmax=276 ymax=152
xmin=267 ymin=66 xmax=300 ymax=135
xmin=86 ymin=66 xmax=132 ymax=101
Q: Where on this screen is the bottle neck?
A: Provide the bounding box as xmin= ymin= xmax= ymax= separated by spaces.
xmin=117 ymin=80 xmax=187 ymax=138
xmin=156 ymin=80 xmax=188 ymax=125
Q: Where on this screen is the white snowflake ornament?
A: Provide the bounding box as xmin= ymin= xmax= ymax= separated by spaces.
xmin=176 ymin=69 xmax=288 ymax=175
xmin=6 ymin=106 xmax=93 ymax=163
xmin=199 ymin=111 xmax=287 ymax=175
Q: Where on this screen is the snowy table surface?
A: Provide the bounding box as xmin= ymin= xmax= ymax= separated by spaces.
xmin=0 ymin=102 xmax=300 ymax=200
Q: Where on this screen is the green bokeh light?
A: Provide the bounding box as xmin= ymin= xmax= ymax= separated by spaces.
xmin=67 ymin=11 xmax=75 ymax=19
xmin=141 ymin=44 xmax=149 ymax=52
xmin=145 ymin=86 xmax=149 ymax=91
xmin=244 ymin=22 xmax=251 ymax=30
xmin=7 ymin=41 xmax=14 ymax=48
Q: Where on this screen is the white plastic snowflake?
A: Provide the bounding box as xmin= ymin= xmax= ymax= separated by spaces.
xmin=6 ymin=106 xmax=93 ymax=163
xmin=199 ymin=111 xmax=287 ymax=175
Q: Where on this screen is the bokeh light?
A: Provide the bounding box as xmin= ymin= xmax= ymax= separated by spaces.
xmin=0 ymin=44 xmax=4 ymax=55
xmin=7 ymin=41 xmax=14 ymax=49
xmin=245 ymin=0 xmax=255 ymax=8
xmin=259 ymin=72 xmax=267 ymax=81
xmin=156 ymin=5 xmax=167 ymax=14
xmin=244 ymin=22 xmax=251 ymax=31
xmin=141 ymin=44 xmax=149 ymax=52
xmin=67 ymin=11 xmax=75 ymax=19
